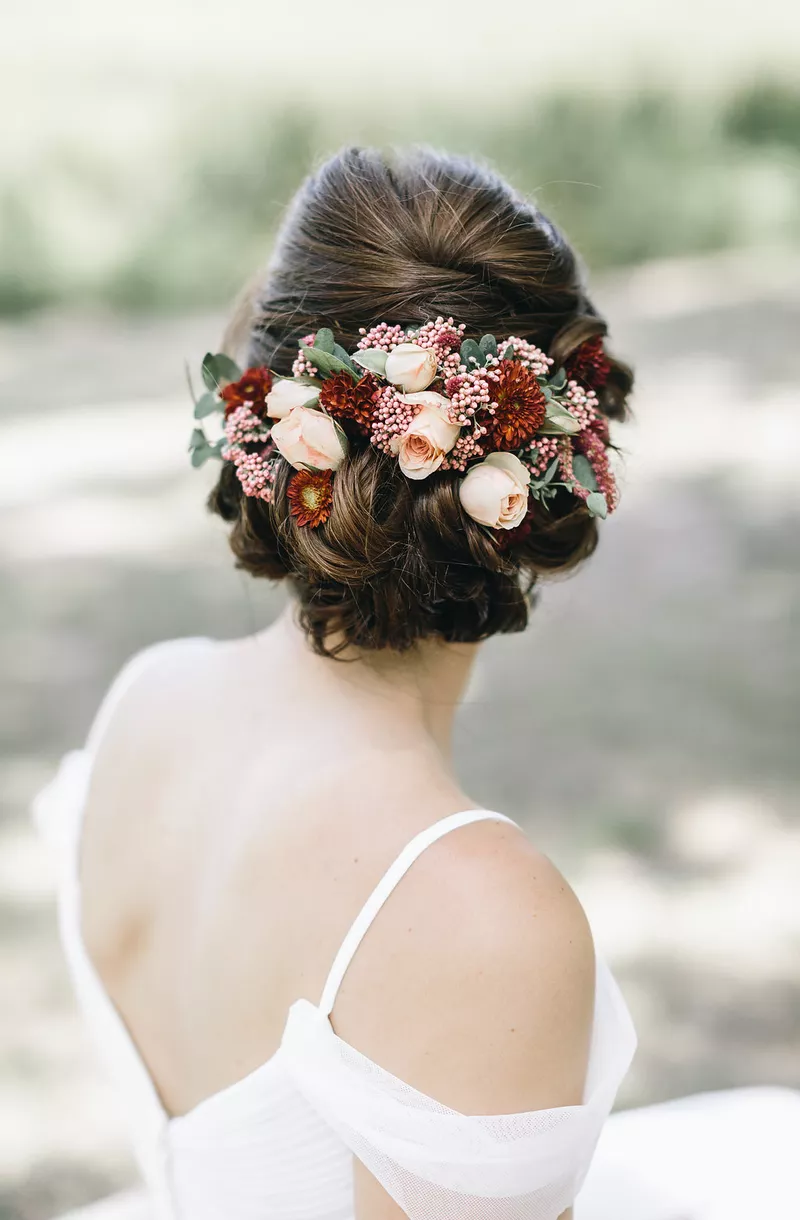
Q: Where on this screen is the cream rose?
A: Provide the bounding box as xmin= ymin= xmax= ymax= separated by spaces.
xmin=459 ymin=452 xmax=531 ymax=529
xmin=271 ymin=406 xmax=346 ymax=471
xmin=383 ymin=343 xmax=438 ymax=392
xmin=390 ymin=392 xmax=460 ymax=480
xmin=265 ymin=378 xmax=319 ymax=419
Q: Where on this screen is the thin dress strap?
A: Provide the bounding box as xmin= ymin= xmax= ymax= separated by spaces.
xmin=318 ymin=809 xmax=517 ymax=1016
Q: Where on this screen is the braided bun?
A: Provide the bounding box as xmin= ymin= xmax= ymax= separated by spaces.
xmin=209 ymin=147 xmax=633 ymax=655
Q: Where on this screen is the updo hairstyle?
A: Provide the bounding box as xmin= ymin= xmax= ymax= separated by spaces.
xmin=209 ymin=147 xmax=633 ymax=656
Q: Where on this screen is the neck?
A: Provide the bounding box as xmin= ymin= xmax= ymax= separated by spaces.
xmin=271 ymin=604 xmax=480 ymax=763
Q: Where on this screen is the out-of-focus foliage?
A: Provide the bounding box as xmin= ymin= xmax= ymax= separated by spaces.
xmin=2 ymin=81 xmax=799 ymax=316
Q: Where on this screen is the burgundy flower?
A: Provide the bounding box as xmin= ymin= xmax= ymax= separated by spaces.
xmin=565 ymin=337 xmax=612 ymax=392
xmin=286 ymin=468 xmax=334 ymax=528
xmin=319 ymin=371 xmax=381 ymax=436
xmin=220 ymin=367 xmax=273 ymax=417
xmin=487 ymin=361 xmax=547 ymax=450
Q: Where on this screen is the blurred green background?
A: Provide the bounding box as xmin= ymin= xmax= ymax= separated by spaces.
xmin=1 ymin=2 xmax=799 ymax=1217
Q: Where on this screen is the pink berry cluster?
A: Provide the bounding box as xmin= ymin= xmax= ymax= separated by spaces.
xmin=357 ymin=322 xmax=408 ymax=352
xmin=291 ymin=333 xmax=318 ymax=378
xmin=369 ymin=385 xmax=422 ymax=453
xmin=225 ymin=448 xmax=278 ymax=501
xmin=501 ymin=337 xmax=553 ymax=377
xmin=446 ymin=368 xmax=494 ymax=426
xmin=574 ymin=428 xmax=620 ymax=510
xmin=442 ymin=429 xmax=487 ymax=472
xmin=223 ymin=405 xmax=271 ymax=448
xmin=564 ymin=380 xmax=601 ymax=431
xmin=413 ymin=316 xmax=466 ymax=365
xmin=525 ymin=435 xmax=560 ymax=478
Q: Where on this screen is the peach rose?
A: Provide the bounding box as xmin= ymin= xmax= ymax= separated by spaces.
xmin=390 ymin=392 xmax=460 ymax=480
xmin=271 ymin=406 xmax=346 ymax=471
xmin=265 ymin=378 xmax=319 ymax=419
xmin=384 ymin=343 xmax=438 ymax=392
xmin=459 ymin=452 xmax=530 ymax=529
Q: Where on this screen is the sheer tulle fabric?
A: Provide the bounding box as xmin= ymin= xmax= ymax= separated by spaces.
xmin=33 ymin=643 xmax=637 ymax=1220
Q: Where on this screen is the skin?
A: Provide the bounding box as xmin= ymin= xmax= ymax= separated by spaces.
xmin=80 ymin=607 xmax=595 ymax=1220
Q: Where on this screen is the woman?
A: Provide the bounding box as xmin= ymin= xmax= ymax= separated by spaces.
xmin=35 ymin=148 xmax=799 ymax=1220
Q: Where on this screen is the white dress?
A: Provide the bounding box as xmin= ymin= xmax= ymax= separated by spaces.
xmin=33 ymin=646 xmax=800 ymax=1220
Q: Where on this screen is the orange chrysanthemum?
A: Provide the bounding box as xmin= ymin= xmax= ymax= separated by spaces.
xmin=220 ymin=367 xmax=273 ymax=417
xmin=565 ymin=337 xmax=612 ymax=391
xmin=488 ymin=361 xmax=547 ymax=450
xmin=319 ymin=371 xmax=381 ymax=435
xmin=286 ymin=468 xmax=334 ymax=528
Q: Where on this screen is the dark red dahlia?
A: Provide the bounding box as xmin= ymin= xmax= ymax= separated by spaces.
xmin=319 ymin=371 xmax=381 ymax=436
xmin=487 ymin=361 xmax=547 ymax=450
xmin=565 ymin=337 xmax=612 ymax=391
xmin=220 ymin=367 xmax=273 ymax=417
xmin=286 ymin=468 xmax=334 ymax=528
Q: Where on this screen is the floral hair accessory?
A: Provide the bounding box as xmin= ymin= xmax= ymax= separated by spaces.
xmin=188 ymin=321 xmax=618 ymax=531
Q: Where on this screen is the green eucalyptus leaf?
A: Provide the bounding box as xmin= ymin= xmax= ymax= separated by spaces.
xmin=586 ymin=491 xmax=608 ymax=518
xmin=301 ymin=345 xmax=357 ymax=381
xmin=193 ymin=391 xmax=221 ymax=419
xmin=549 ymin=367 xmax=567 ymax=392
xmin=352 ymin=348 xmax=389 ymax=376
xmin=314 ymin=328 xmax=335 ymax=354
xmin=479 ymin=334 xmax=498 ymax=359
xmin=332 ymin=343 xmax=359 ymax=374
xmin=213 ymin=353 xmax=241 ymax=384
xmin=201 ymin=352 xmax=241 ymax=391
xmin=543 ymin=457 xmax=561 ymax=484
xmin=542 ymin=385 xmax=554 ymax=401
xmin=572 ymin=453 xmax=599 ymax=492
xmin=201 ymin=354 xmax=218 ymax=391
xmin=188 ymin=428 xmax=206 ymax=452
xmin=501 ymin=343 xmax=516 ymax=361
xmin=460 ymin=338 xmax=485 ymax=368
xmin=289 ymin=374 xmax=323 ymax=388
xmin=540 ymin=402 xmax=582 ymax=435
xmin=331 ymin=418 xmax=350 ymax=457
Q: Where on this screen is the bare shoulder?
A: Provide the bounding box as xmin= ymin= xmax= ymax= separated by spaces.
xmin=86 ymin=636 xmax=218 ymax=758
xmin=334 ymin=814 xmax=596 ymax=1116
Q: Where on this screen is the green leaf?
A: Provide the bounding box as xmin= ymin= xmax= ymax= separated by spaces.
xmin=479 ymin=334 xmax=498 ymax=359
xmin=300 ymin=345 xmax=358 ymax=381
xmin=543 ymin=457 xmax=561 ymax=484
xmin=193 ymin=391 xmax=221 ymax=419
xmin=314 ymin=328 xmax=336 ymax=354
xmin=201 ymin=352 xmax=241 ymax=391
xmin=331 ymin=418 xmax=350 ymax=457
xmin=572 ymin=453 xmax=599 ymax=492
xmin=289 ymin=374 xmax=323 ymax=388
xmin=352 ymin=348 xmax=389 ymax=376
xmin=460 ymin=338 xmax=485 ymax=368
xmin=213 ymin=353 xmax=241 ymax=383
xmin=201 ymin=354 xmax=217 ymax=391
xmin=332 ymin=343 xmax=359 ymax=374
xmin=188 ymin=428 xmax=206 ymax=451
xmin=586 ymin=491 xmax=608 ymax=518
xmin=540 ymin=401 xmax=581 ymax=435
xmin=501 ymin=343 xmax=516 ymax=361
xmin=549 ymin=367 xmax=567 ymax=392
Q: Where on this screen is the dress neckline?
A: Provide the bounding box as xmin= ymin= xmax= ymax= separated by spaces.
xmin=66 ymin=770 xmax=518 ymax=1124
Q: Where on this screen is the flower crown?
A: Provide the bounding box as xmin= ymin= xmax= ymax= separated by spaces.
xmin=188 ymin=317 xmax=618 ymax=533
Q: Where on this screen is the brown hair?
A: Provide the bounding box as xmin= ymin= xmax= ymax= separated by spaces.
xmin=209 ymin=147 xmax=632 ymax=656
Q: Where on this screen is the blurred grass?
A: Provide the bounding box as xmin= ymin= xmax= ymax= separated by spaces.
xmin=2 ymin=80 xmax=800 ymax=316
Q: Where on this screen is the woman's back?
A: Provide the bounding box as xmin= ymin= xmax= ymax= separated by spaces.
xmin=78 ymin=623 xmax=597 ymax=1122
xmin=37 ymin=146 xmax=645 ymax=1219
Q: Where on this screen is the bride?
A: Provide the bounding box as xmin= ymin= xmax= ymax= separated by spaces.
xmin=35 ymin=147 xmax=799 ymax=1220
